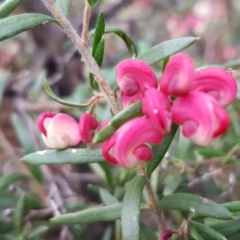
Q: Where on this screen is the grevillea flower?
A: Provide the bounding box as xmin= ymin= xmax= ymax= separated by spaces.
xmin=160 ymin=53 xmax=194 ymax=96
xmin=192 ymin=67 xmax=237 ymax=107
xmin=37 ymin=112 xmax=81 ymax=149
xmin=142 ymin=88 xmax=172 ymax=133
xmin=102 ymin=118 xmax=163 ymax=168
xmin=171 ymin=92 xmax=229 ymax=146
xmin=159 ymin=230 xmax=175 ymax=240
xmin=79 ymin=112 xmax=98 ymax=143
xmin=116 ymin=59 xmax=158 ymax=107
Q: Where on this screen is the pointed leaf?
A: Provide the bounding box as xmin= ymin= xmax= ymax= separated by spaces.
xmin=87 ymin=0 xmax=98 ymax=7
xmin=138 ymin=37 xmax=198 ymax=65
xmin=56 ymin=0 xmax=70 ymax=16
xmin=159 ymin=193 xmax=233 ymax=220
xmin=222 ymin=201 xmax=240 ymax=212
xmin=191 ymin=221 xmax=227 ymax=240
xmin=122 ymin=176 xmax=146 ymax=240
xmin=0 ymin=13 xmax=57 ymax=42
xmin=51 ymin=203 xmax=122 ymax=224
xmin=0 ymin=0 xmax=23 ymax=19
xmin=147 ymin=124 xmax=178 ymax=175
xmin=22 ymin=148 xmax=105 ymax=165
xmin=26 ymin=226 xmax=49 ymax=239
xmin=14 ymin=193 xmax=24 ymax=230
xmin=0 ymin=173 xmax=27 ymax=190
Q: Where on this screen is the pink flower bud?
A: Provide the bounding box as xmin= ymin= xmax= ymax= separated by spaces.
xmin=116 ymin=59 xmax=158 ymax=107
xmin=79 ymin=112 xmax=98 ymax=143
xmin=192 ymin=67 xmax=237 ymax=107
xmin=159 ymin=229 xmax=175 ymax=240
xmin=102 ymin=118 xmax=163 ymax=168
xmin=160 ymin=53 xmax=194 ymax=96
xmin=37 ymin=112 xmax=81 ymax=149
xmin=171 ymin=92 xmax=229 ymax=146
xmin=142 ymin=88 xmax=172 ymax=133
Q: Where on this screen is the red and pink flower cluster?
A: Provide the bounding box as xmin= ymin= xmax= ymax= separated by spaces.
xmin=37 ymin=53 xmax=237 ymax=168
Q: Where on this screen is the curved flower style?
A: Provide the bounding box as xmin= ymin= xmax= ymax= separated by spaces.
xmin=160 ymin=53 xmax=194 ymax=96
xmin=192 ymin=67 xmax=237 ymax=107
xmin=171 ymin=92 xmax=229 ymax=146
xmin=37 ymin=112 xmax=81 ymax=149
xmin=116 ymin=59 xmax=158 ymax=107
xmin=142 ymin=88 xmax=172 ymax=133
xmin=102 ymin=117 xmax=163 ymax=168
xmin=79 ymin=112 xmax=98 ymax=143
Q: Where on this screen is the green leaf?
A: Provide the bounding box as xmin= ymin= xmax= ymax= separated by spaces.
xmin=93 ymin=124 xmax=117 ymax=143
xmin=22 ymin=148 xmax=105 ymax=165
xmin=14 ymin=193 xmax=24 ymax=230
xmin=44 ymin=80 xmax=92 ymax=108
xmin=0 ymin=13 xmax=57 ymax=42
xmin=26 ymin=226 xmax=49 ymax=239
xmin=0 ymin=173 xmax=27 ymax=190
xmin=121 ymin=176 xmax=146 ymax=240
xmin=138 ymin=37 xmax=198 ymax=65
xmin=92 ymin=11 xmax=105 ymax=55
xmin=222 ymin=201 xmax=240 ymax=212
xmin=147 ymin=124 xmax=178 ymax=174
xmin=140 ymin=222 xmax=158 ymax=240
xmin=30 ymin=70 xmax=46 ymax=101
xmin=87 ymin=0 xmax=98 ymax=7
xmin=0 ymin=0 xmax=23 ymax=19
xmin=191 ymin=221 xmax=227 ymax=240
xmin=0 ymin=72 xmax=9 ymax=106
xmin=51 ymin=203 xmax=122 ymax=224
xmin=56 ymin=0 xmax=70 ymax=16
xmin=89 ymin=27 xmax=137 ymax=56
xmin=159 ymin=193 xmax=233 ymax=220
xmin=0 ymin=191 xmax=16 ymax=211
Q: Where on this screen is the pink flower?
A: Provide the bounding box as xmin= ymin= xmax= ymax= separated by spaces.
xmin=171 ymin=92 xmax=229 ymax=146
xmin=79 ymin=112 xmax=98 ymax=143
xmin=116 ymin=59 xmax=158 ymax=108
xmin=192 ymin=67 xmax=237 ymax=107
xmin=159 ymin=229 xmax=175 ymax=240
xmin=142 ymin=88 xmax=172 ymax=133
xmin=160 ymin=53 xmax=194 ymax=96
xmin=37 ymin=112 xmax=81 ymax=149
xmin=102 ymin=118 xmax=163 ymax=168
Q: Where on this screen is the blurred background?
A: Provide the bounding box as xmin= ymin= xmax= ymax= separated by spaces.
xmin=1 ymin=0 xmax=240 ymax=239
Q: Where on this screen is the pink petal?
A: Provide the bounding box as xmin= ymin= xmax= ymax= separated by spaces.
xmin=192 ymin=67 xmax=237 ymax=107
xmin=79 ymin=112 xmax=98 ymax=143
xmin=142 ymin=88 xmax=172 ymax=133
xmin=160 ymin=53 xmax=194 ymax=96
xmin=37 ymin=112 xmax=56 ymax=136
xmin=116 ymin=59 xmax=158 ymax=107
xmin=171 ymin=92 xmax=229 ymax=146
xmin=113 ymin=117 xmax=163 ymax=168
xmin=159 ymin=230 xmax=174 ymax=240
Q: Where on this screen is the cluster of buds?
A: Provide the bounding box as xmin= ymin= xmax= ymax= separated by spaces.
xmin=37 ymin=53 xmax=237 ymax=169
xmin=100 ymin=53 xmax=237 ymax=168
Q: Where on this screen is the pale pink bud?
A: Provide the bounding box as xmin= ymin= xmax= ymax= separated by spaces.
xmin=37 ymin=112 xmax=81 ymax=149
xmin=159 ymin=229 xmax=175 ymax=240
xmin=116 ymin=59 xmax=158 ymax=107
xmin=160 ymin=53 xmax=194 ymax=96
xmin=142 ymin=88 xmax=172 ymax=133
xmin=112 ymin=118 xmax=163 ymax=168
xmin=192 ymin=67 xmax=237 ymax=107
xmin=79 ymin=113 xmax=98 ymax=143
xmin=171 ymin=92 xmax=229 ymax=146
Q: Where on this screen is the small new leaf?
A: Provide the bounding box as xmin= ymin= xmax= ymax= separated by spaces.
xmin=87 ymin=0 xmax=98 ymax=7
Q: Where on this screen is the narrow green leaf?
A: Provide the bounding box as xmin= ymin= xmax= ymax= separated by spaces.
xmin=26 ymin=226 xmax=49 ymax=239
xmin=93 ymin=124 xmax=117 ymax=143
xmin=222 ymin=58 xmax=240 ymax=69
xmin=102 ymin=226 xmax=113 ymax=240
xmin=159 ymin=193 xmax=233 ymax=220
xmin=92 ymin=11 xmax=105 ymax=55
xmin=0 ymin=191 xmax=17 ymax=210
xmin=99 ymin=162 xmax=114 ymax=191
xmin=209 ymin=218 xmax=240 ymax=237
xmin=0 ymin=173 xmax=26 ymax=190
xmin=22 ymin=148 xmax=105 ymax=165
xmin=0 ymin=0 xmax=23 ymax=19
xmin=191 ymin=221 xmax=227 ymax=240
xmin=30 ymin=70 xmax=46 ymax=101
xmin=0 ymin=72 xmax=9 ymax=106
xmin=51 ymin=203 xmax=122 ymax=224
xmin=0 ymin=13 xmax=57 ymax=42
xmin=147 ymin=124 xmax=178 ymax=174
xmin=87 ymin=0 xmax=98 ymax=7
xmin=14 ymin=193 xmax=24 ymax=230
xmin=222 ymin=201 xmax=240 ymax=212
xmin=190 ymin=225 xmax=205 ymax=240
xmin=56 ymin=0 xmax=70 ymax=16
xmin=162 ymin=56 xmax=170 ymax=72
xmin=122 ymin=176 xmax=146 ymax=240
xmin=89 ymin=27 xmax=137 ymax=56
xmin=140 ymin=222 xmax=158 ymax=240
xmin=138 ymin=37 xmax=198 ymax=65
xmin=44 ymin=80 xmax=91 ymax=108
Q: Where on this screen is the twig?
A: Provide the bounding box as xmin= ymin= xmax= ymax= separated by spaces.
xmin=41 ymin=0 xmax=121 ymax=114
xmin=81 ymin=0 xmax=92 ymax=43
xmin=137 ymin=164 xmax=167 ymax=231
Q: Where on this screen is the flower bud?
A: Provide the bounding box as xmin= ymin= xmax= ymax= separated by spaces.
xmin=159 ymin=229 xmax=175 ymax=240
xmin=37 ymin=112 xmax=81 ymax=149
